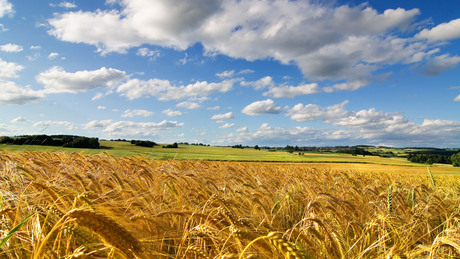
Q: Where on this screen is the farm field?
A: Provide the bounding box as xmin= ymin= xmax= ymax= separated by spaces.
xmin=0 ymin=141 xmax=452 ymax=167
xmin=1 ymin=151 xmax=460 ymax=258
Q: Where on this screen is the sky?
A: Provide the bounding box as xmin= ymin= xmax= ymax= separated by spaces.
xmin=1 ymin=0 xmax=460 ymax=147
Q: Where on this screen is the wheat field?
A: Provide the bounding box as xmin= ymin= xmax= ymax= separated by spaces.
xmin=1 ymin=151 xmax=460 ymax=258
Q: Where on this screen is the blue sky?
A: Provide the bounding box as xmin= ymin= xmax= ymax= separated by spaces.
xmin=1 ymin=0 xmax=460 ymax=147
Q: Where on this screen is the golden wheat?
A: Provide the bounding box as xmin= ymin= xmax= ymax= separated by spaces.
xmin=0 ymin=151 xmax=459 ymax=258
xmin=64 ymin=209 xmax=146 ymax=258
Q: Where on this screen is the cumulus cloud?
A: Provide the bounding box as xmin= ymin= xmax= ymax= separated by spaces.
xmin=207 ymin=105 xmax=220 ymax=110
xmin=286 ymin=101 xmax=349 ymax=122
xmin=236 ymin=126 xmax=248 ymax=132
xmin=0 ymin=58 xmax=23 ymax=79
xmin=0 ymin=82 xmax=44 ymax=105
xmin=242 ymin=99 xmax=282 ymax=116
xmin=240 ymin=76 xmax=273 ymax=90
xmin=219 ymin=123 xmax=234 ymax=129
xmin=117 ymin=78 xmax=235 ymax=101
xmin=84 ymin=119 xmax=184 ymax=137
xmin=163 ymin=109 xmax=183 ymax=116
xmin=121 ymin=109 xmax=153 ymax=118
xmin=136 ymin=47 xmax=160 ymax=60
xmin=36 ymin=66 xmax=127 ymax=93
xmin=416 ymin=18 xmax=460 ymax=41
xmin=33 ymin=120 xmax=75 ymax=130
xmin=0 ymin=0 xmax=13 ymax=18
xmin=211 ymin=112 xmax=234 ymax=120
xmin=50 ymin=1 xmax=77 ymax=9
xmin=264 ymin=82 xmax=321 ymax=98
xmin=47 ymin=0 xmax=442 ymax=83
xmin=216 ymin=70 xmax=234 ymax=78
xmin=0 ymin=43 xmax=23 ymax=52
xmin=48 ymin=52 xmax=59 ymax=59
xmin=176 ymin=101 xmax=201 ymax=109
xmin=221 ymin=115 xmax=460 ymax=147
xmin=422 ymin=54 xmax=460 ymax=76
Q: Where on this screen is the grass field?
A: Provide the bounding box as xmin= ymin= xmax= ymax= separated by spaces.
xmin=1 ymin=151 xmax=460 ymax=258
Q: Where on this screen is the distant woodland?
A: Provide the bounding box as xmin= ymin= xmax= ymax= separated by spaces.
xmin=0 ymin=135 xmax=100 ymax=149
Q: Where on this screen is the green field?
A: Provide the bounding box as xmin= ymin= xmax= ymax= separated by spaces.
xmin=1 ymin=141 xmax=455 ymax=168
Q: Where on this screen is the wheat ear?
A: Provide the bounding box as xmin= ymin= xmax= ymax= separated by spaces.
xmin=239 ymin=232 xmax=304 ymax=259
xmin=64 ymin=209 xmax=147 ymax=259
xmin=387 ymin=185 xmax=393 ymax=214
xmin=427 ymin=167 xmax=436 ymax=188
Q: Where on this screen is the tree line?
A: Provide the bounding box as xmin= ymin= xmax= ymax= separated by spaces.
xmin=0 ymin=135 xmax=100 ymax=149
xmin=407 ymin=152 xmax=460 ymax=167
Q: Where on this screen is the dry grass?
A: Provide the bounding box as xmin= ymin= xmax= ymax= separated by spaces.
xmin=1 ymin=151 xmax=460 ymax=258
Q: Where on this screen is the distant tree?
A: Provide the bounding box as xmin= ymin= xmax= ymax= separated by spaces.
xmin=0 ymin=136 xmax=13 ymax=144
xmin=452 ymin=153 xmax=460 ymax=167
xmin=63 ymin=137 xmax=100 ymax=149
xmin=254 ymin=145 xmax=260 ymax=150
xmin=163 ymin=142 xmax=178 ymax=148
xmin=130 ymin=140 xmax=156 ymax=147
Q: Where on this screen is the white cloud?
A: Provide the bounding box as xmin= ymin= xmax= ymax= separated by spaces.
xmin=97 ymin=106 xmax=106 ymax=110
xmin=48 ymin=52 xmax=59 ymax=59
xmin=84 ymin=119 xmax=184 ymax=137
xmin=0 ymin=43 xmax=23 ymax=52
xmin=454 ymin=94 xmax=460 ymax=102
xmin=0 ymin=58 xmax=23 ymax=79
xmin=0 ymin=81 xmax=44 ymax=105
xmin=36 ymin=66 xmax=127 ymax=93
xmin=176 ymin=101 xmax=201 ymax=109
xmin=220 ymin=114 xmax=460 ymax=147
xmin=206 ymin=105 xmax=220 ymax=110
xmin=239 ymin=69 xmax=255 ymax=75
xmin=117 ymin=78 xmax=235 ymax=101
xmin=264 ymin=83 xmax=321 ymax=98
xmin=10 ymin=116 xmax=26 ymax=123
xmin=422 ymin=54 xmax=460 ymax=76
xmin=47 ymin=0 xmax=436 ymax=82
xmin=240 ymin=76 xmax=273 ymax=90
xmin=211 ymin=112 xmax=234 ymax=120
xmin=48 ymin=10 xmax=143 ymax=55
xmin=33 ymin=120 xmax=75 ymax=130
xmin=327 ymin=80 xmax=369 ymax=92
xmin=0 ymin=0 xmax=13 ymax=18
xmin=242 ymin=99 xmax=282 ymax=116
xmin=286 ymin=101 xmax=349 ymax=122
xmin=163 ymin=109 xmax=183 ymax=116
xmin=216 ymin=70 xmax=234 ymax=78
xmin=219 ymin=123 xmax=234 ymax=129
xmin=416 ymin=18 xmax=460 ymax=41
xmin=236 ymin=126 xmax=248 ymax=132
xmin=121 ymin=109 xmax=153 ymax=118
xmin=136 ymin=47 xmax=160 ymax=60
xmin=51 ymin=1 xmax=77 ymax=9
xmin=283 ymin=101 xmax=460 ymax=146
